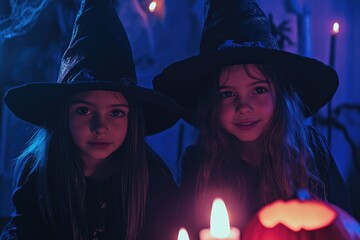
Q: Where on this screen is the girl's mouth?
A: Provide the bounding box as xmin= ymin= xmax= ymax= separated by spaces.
xmin=88 ymin=142 xmax=111 ymax=149
xmin=234 ymin=121 xmax=259 ymax=129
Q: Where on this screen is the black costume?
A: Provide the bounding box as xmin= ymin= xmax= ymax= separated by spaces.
xmin=178 ymin=128 xmax=353 ymax=240
xmin=1 ymin=150 xmax=179 ymax=240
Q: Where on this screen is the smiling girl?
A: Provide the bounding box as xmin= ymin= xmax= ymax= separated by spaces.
xmin=153 ymin=0 xmax=352 ymax=238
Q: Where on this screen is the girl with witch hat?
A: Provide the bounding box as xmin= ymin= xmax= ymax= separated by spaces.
xmin=153 ymin=0 xmax=353 ymax=238
xmin=0 ymin=0 xmax=182 ymax=239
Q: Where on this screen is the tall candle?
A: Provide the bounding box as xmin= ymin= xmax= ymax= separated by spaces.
xmin=297 ymin=3 xmax=312 ymax=57
xmin=329 ymin=22 xmax=339 ymax=67
xmin=199 ymin=198 xmax=240 ymax=240
xmin=327 ymin=21 xmax=340 ymax=146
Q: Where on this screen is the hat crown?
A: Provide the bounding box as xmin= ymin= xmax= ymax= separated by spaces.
xmin=200 ymin=0 xmax=279 ymax=53
xmin=4 ymin=0 xmax=182 ymax=135
xmin=57 ymin=0 xmax=137 ymax=85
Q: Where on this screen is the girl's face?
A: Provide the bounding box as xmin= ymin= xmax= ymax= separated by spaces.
xmin=68 ymin=90 xmax=129 ymax=166
xmin=218 ymin=64 xmax=275 ymax=143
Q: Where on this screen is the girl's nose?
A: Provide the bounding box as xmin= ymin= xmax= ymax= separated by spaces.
xmin=91 ymin=114 xmax=108 ymax=134
xmin=235 ymin=98 xmax=253 ymax=115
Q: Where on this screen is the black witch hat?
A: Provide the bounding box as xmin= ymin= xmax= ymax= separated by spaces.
xmin=153 ymin=0 xmax=338 ymax=118
xmin=5 ymin=0 xmax=182 ymax=135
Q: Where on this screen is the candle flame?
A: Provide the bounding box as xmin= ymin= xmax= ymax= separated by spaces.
xmin=332 ymin=22 xmax=339 ymax=34
xmin=177 ymin=228 xmax=190 ymax=240
xmin=210 ymin=198 xmax=230 ymax=238
xmin=149 ymin=1 xmax=157 ymax=12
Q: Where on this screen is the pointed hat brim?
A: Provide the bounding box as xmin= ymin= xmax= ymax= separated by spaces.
xmin=4 ymin=82 xmax=182 ymax=135
xmin=153 ymin=46 xmax=338 ymax=119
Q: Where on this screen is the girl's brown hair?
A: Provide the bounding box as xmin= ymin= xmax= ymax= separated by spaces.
xmin=14 ymin=92 xmax=149 ymax=240
xmin=193 ymin=64 xmax=325 ymax=208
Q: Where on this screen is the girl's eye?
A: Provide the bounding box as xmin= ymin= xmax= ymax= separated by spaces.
xmin=76 ymin=106 xmax=91 ymax=115
xmin=254 ymin=86 xmax=268 ymax=94
xmin=110 ymin=109 xmax=126 ymax=118
xmin=220 ymin=90 xmax=235 ymax=98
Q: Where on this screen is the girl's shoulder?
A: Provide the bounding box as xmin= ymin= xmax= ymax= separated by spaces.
xmin=145 ymin=146 xmax=177 ymax=185
xmin=181 ymin=144 xmax=200 ymax=168
xmin=306 ymin=125 xmax=330 ymax=154
xmin=146 ymin=147 xmax=170 ymax=172
xmin=183 ymin=144 xmax=200 ymax=156
xmin=307 ymin=125 xmax=327 ymax=141
xmin=179 ymin=144 xmax=201 ymax=182
xmin=11 ymin=155 xmax=38 ymax=188
xmin=12 ymin=167 xmax=38 ymax=206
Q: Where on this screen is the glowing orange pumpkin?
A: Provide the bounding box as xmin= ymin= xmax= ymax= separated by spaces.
xmin=243 ymin=196 xmax=360 ymax=240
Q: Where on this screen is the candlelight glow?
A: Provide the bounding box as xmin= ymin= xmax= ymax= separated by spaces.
xmin=148 ymin=1 xmax=157 ymax=12
xmin=178 ymin=228 xmax=190 ymax=240
xmin=210 ymin=198 xmax=230 ymax=238
xmin=332 ymin=22 xmax=339 ymax=34
xmin=258 ymin=199 xmax=336 ymax=231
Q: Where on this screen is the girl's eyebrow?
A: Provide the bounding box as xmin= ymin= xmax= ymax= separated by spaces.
xmin=69 ymin=100 xmax=129 ymax=108
xmin=249 ymin=79 xmax=270 ymax=86
xmin=69 ymin=99 xmax=90 ymax=105
xmin=111 ymin=104 xmax=129 ymax=108
xmin=219 ymin=79 xmax=270 ymax=88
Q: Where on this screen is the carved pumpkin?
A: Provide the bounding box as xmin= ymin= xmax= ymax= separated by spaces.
xmin=243 ymin=194 xmax=360 ymax=240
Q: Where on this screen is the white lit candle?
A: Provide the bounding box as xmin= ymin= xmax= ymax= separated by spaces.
xmin=327 ymin=21 xmax=340 ymax=146
xmin=199 ymin=198 xmax=240 ymax=240
xmin=147 ymin=0 xmax=165 ymax=22
xmin=178 ymin=227 xmax=190 ymax=240
xmin=148 ymin=1 xmax=157 ymax=12
xmin=329 ymin=21 xmax=339 ymax=67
